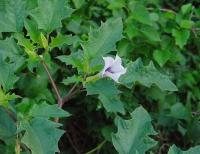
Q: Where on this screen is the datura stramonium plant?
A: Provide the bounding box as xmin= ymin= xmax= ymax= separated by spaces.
xmin=100 ymin=55 xmax=127 ymax=82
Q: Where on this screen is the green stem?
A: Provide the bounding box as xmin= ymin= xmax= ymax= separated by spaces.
xmin=85 ymin=140 xmax=106 ymax=154
xmin=15 ymin=122 xmax=20 ymax=154
xmin=41 ymin=59 xmax=63 ymax=107
xmin=62 ymin=83 xmax=78 ymax=106
xmin=84 ymin=74 xmax=100 ymax=84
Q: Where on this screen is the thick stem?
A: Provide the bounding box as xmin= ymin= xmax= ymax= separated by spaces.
xmin=41 ymin=60 xmax=63 ymax=107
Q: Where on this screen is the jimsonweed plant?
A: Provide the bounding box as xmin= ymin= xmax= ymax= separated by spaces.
xmin=0 ymin=0 xmax=200 ymax=154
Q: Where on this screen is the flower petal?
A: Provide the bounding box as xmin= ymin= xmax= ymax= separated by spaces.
xmin=110 ymin=55 xmax=124 ymax=73
xmin=104 ymin=72 xmax=121 ymax=82
xmin=114 ymin=55 xmax=122 ymax=65
xmin=100 ymin=56 xmax=115 ymax=76
xmin=103 ymin=56 xmax=115 ymax=68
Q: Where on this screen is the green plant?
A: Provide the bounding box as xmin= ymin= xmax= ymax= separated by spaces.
xmin=0 ymin=0 xmax=200 ymax=154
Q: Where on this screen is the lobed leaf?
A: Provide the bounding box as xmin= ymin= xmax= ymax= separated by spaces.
xmin=168 ymin=145 xmax=200 ymax=154
xmin=29 ymin=102 xmax=71 ymax=118
xmin=112 ymin=106 xmax=157 ymax=154
xmin=85 ymin=79 xmax=125 ymax=113
xmin=21 ymin=118 xmax=64 ymax=154
xmin=120 ymin=58 xmax=177 ymax=91
xmin=0 ymin=57 xmax=18 ymax=91
xmin=29 ymin=0 xmax=73 ymax=33
xmin=0 ymin=0 xmax=27 ymax=32
xmin=82 ymin=18 xmax=123 ymax=59
xmin=0 ymin=107 xmax=16 ymax=141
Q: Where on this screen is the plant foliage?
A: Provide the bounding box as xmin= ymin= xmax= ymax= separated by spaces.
xmin=0 ymin=0 xmax=199 ymax=154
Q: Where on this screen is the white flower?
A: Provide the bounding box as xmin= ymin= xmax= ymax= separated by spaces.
xmin=100 ymin=55 xmax=127 ymax=82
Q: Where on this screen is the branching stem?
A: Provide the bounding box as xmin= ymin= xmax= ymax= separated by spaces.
xmin=62 ymin=83 xmax=78 ymax=107
xmin=41 ymin=60 xmax=63 ymax=107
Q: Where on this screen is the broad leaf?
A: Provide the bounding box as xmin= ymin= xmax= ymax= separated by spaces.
xmin=0 ymin=107 xmax=16 ymax=141
xmin=0 ymin=57 xmax=18 ymax=91
xmin=57 ymin=51 xmax=84 ymax=71
xmin=17 ymin=66 xmax=54 ymax=102
xmin=29 ymin=102 xmax=71 ymax=118
xmin=29 ymin=0 xmax=73 ymax=33
xmin=153 ymin=49 xmax=171 ymax=67
xmin=140 ymin=25 xmax=160 ymax=42
xmin=181 ymin=3 xmax=192 ymax=15
xmin=0 ymin=0 xmax=27 ymax=32
xmin=21 ymin=118 xmax=64 ymax=154
xmin=0 ymin=144 xmax=15 ymax=154
xmin=72 ymin=0 xmax=85 ymax=9
xmin=50 ymin=34 xmax=74 ymax=49
xmin=120 ymin=59 xmax=177 ymax=91
xmin=0 ymin=38 xmax=25 ymax=72
xmin=172 ymin=29 xmax=190 ymax=48
xmin=85 ymin=79 xmax=125 ymax=113
xmin=62 ymin=75 xmax=82 ymax=86
xmin=14 ymin=33 xmax=35 ymax=52
xmin=169 ymin=103 xmax=190 ymax=121
xmin=24 ymin=18 xmax=42 ymax=45
xmin=9 ymin=33 xmax=39 ymax=70
xmin=112 ymin=106 xmax=157 ymax=154
xmin=180 ymin=20 xmax=194 ymax=29
xmin=82 ymin=18 xmax=123 ymax=59
xmin=168 ymin=145 xmax=200 ymax=154
xmin=128 ymin=2 xmax=152 ymax=25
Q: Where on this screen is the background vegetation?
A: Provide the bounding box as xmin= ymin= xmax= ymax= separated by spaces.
xmin=0 ymin=0 xmax=200 ymax=154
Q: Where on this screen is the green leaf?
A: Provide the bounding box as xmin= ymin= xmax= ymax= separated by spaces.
xmin=29 ymin=102 xmax=71 ymax=118
xmin=72 ymin=0 xmax=85 ymax=9
xmin=169 ymin=103 xmax=190 ymax=121
xmin=108 ymin=0 xmax=126 ymax=10
xmin=26 ymin=0 xmax=38 ymax=10
xmin=180 ymin=20 xmax=194 ymax=29
xmin=14 ymin=33 xmax=35 ymax=52
xmin=0 ymin=37 xmax=25 ymax=71
xmin=181 ymin=3 xmax=192 ymax=15
xmin=14 ymin=33 xmax=39 ymax=61
xmin=85 ymin=79 xmax=125 ymax=113
xmin=0 ymin=107 xmax=16 ymax=141
xmin=57 ymin=51 xmax=84 ymax=71
xmin=99 ymin=95 xmax=124 ymax=114
xmin=0 ymin=0 xmax=27 ymax=32
xmin=29 ymin=0 xmax=73 ymax=33
xmin=0 ymin=144 xmax=16 ymax=154
xmin=17 ymin=66 xmax=54 ymax=102
xmin=40 ymin=33 xmax=48 ymax=49
xmin=21 ymin=118 xmax=64 ymax=154
xmin=50 ymin=34 xmax=74 ymax=49
xmin=0 ymin=88 xmax=18 ymax=107
xmin=153 ymin=50 xmax=171 ymax=67
xmin=0 ymin=57 xmax=18 ymax=91
xmin=150 ymin=13 xmax=159 ymax=21
xmin=172 ymin=29 xmax=190 ymax=48
xmin=168 ymin=145 xmax=200 ymax=154
xmin=124 ymin=19 xmax=139 ymax=39
xmin=128 ymin=2 xmax=152 ymax=25
xmin=112 ymin=106 xmax=157 ymax=154
xmin=140 ymin=25 xmax=160 ymax=42
xmin=120 ymin=59 xmax=177 ymax=91
xmin=62 ymin=75 xmax=82 ymax=86
xmin=82 ymin=18 xmax=123 ymax=59
xmin=24 ymin=18 xmax=41 ymax=45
